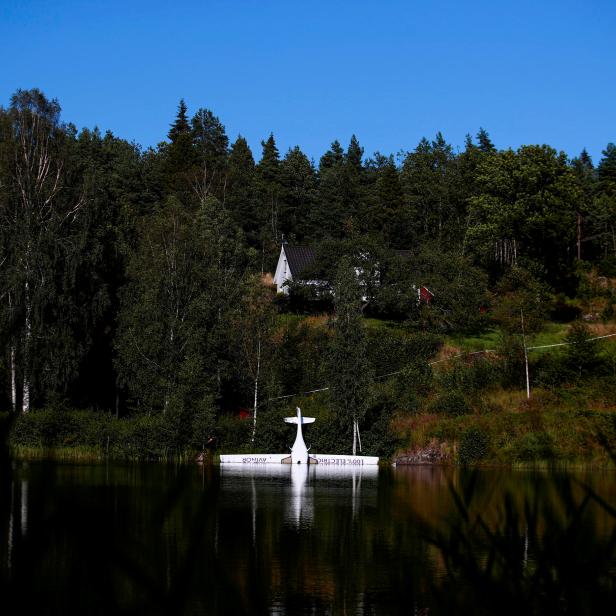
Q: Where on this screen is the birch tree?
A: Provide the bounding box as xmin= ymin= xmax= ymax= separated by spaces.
xmin=115 ymin=195 xmax=249 ymax=425
xmin=234 ymin=276 xmax=276 ymax=444
xmin=0 ymin=89 xmax=84 ymax=412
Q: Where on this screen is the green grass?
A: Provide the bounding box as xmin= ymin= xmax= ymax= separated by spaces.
xmin=394 ymin=377 xmax=616 ymax=467
xmin=10 ymin=444 xmax=106 ymax=462
xmin=447 ymin=322 xmax=570 ymax=353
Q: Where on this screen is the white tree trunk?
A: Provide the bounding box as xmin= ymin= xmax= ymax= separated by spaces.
xmin=251 ymin=337 xmax=261 ymax=444
xmin=352 ymin=418 xmax=357 ymax=456
xmin=22 ymin=279 xmax=31 ymax=414
xmin=10 ymin=345 xmax=17 ymax=413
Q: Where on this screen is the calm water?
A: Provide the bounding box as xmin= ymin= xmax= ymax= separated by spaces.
xmin=1 ymin=461 xmax=615 ymax=615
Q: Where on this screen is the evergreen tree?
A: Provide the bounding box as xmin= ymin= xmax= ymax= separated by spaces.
xmin=597 ymin=143 xmax=616 ymax=191
xmin=315 ymin=138 xmax=366 ymax=239
xmin=366 ymin=154 xmax=405 ymax=245
xmin=163 ymin=99 xmax=196 ymax=200
xmin=328 ymin=256 xmax=371 ymax=455
xmin=571 ymin=149 xmax=596 ymax=260
xmin=279 ymin=146 xmax=318 ymax=240
xmin=593 ymin=144 xmax=616 ymax=258
xmin=477 ymin=127 xmax=496 ymax=153
xmin=346 ymin=134 xmax=364 ymax=172
xmin=400 ymin=133 xmax=462 ymax=248
xmin=256 ymin=134 xmax=281 ymax=248
xmin=564 ymin=321 xmax=599 ymax=378
xmin=318 ymin=140 xmax=344 ymax=170
xmin=226 ymin=136 xmax=260 ymax=244
xmin=168 ymin=99 xmax=190 ymax=142
xmin=191 ymin=107 xmax=229 ymax=200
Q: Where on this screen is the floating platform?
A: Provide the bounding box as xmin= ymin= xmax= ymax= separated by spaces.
xmin=219 ymin=407 xmax=379 ymax=466
xmin=220 ymin=453 xmax=379 ymax=465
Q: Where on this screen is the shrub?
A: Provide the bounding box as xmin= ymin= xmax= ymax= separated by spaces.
xmin=458 ymin=426 xmax=489 ymax=465
xmin=598 ymin=256 xmax=616 ymax=277
xmin=550 ymin=293 xmax=582 ymax=323
xmin=514 ymin=432 xmax=555 ymax=461
xmin=438 ymin=357 xmax=502 ymax=394
xmin=216 ymin=413 xmax=252 ymax=452
xmin=431 ymin=391 xmax=470 ymax=417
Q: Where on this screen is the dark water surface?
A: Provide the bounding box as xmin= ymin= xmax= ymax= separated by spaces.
xmin=1 ymin=461 xmax=615 ymax=615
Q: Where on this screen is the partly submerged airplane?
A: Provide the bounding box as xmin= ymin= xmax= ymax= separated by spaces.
xmin=220 ymin=407 xmax=379 ymax=465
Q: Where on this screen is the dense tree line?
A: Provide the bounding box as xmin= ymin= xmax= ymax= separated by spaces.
xmin=1 ymin=89 xmax=615 ymax=454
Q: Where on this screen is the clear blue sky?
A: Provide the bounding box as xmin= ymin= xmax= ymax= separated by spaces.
xmin=1 ymin=0 xmax=615 ymax=164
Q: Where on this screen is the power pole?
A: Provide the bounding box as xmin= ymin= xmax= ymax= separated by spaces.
xmin=520 ymin=309 xmax=530 ymax=399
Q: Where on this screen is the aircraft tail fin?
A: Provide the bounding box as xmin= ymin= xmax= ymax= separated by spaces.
xmin=284 ymin=417 xmax=315 ymax=425
xmin=285 ymin=406 xmax=315 ymax=425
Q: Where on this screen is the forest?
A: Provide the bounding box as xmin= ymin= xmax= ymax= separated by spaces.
xmin=1 ymin=88 xmax=616 ymax=463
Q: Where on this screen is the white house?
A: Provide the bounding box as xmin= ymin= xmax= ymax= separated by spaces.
xmin=273 ymin=243 xmax=434 ymax=305
xmin=273 ymin=244 xmax=323 ymax=295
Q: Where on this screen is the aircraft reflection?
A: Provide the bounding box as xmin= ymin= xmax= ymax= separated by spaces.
xmin=219 ymin=464 xmax=379 ymax=530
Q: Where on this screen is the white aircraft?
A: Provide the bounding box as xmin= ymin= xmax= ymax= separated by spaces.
xmin=284 ymin=407 xmax=316 ymax=464
xmin=219 ymin=407 xmax=379 ymax=465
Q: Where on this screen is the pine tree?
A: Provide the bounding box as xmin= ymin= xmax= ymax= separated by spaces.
xmin=163 ymin=99 xmax=197 ymax=199
xmin=191 ymin=108 xmax=229 ymax=200
xmin=346 ymin=134 xmax=364 ymax=172
xmin=571 ymin=149 xmax=596 ymax=260
xmin=279 ymin=146 xmax=318 ymax=240
xmin=375 ymin=155 xmax=405 ymax=245
xmin=318 ymin=140 xmax=344 ymax=171
xmin=477 ymin=127 xmax=496 ymax=153
xmin=168 ymin=99 xmax=190 ymax=142
xmin=226 ymin=136 xmax=259 ymax=243
xmin=594 ymin=144 xmax=616 ymax=257
xmin=400 ymin=133 xmax=461 ymax=248
xmin=598 ymin=143 xmax=616 ymax=193
xmin=256 ymin=134 xmax=281 ymax=247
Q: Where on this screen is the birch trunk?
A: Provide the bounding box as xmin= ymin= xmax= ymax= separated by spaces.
xmin=8 ymin=292 xmax=17 ymax=412
xmin=10 ymin=345 xmax=16 ymax=413
xmin=22 ymin=278 xmax=31 ymax=414
xmin=251 ymin=336 xmax=261 ymax=444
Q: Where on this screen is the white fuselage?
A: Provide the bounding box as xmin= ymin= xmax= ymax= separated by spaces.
xmin=290 ymin=420 xmax=309 ymax=464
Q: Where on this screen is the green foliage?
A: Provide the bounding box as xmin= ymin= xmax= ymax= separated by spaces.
xmin=564 ymin=321 xmax=600 ymax=377
xmin=431 ymin=390 xmax=470 ymax=416
xmin=458 ymin=426 xmax=489 ymax=465
xmin=437 ymin=357 xmax=502 ymax=394
xmin=3 ymin=87 xmax=616 ymax=465
xmin=328 ymin=257 xmax=371 ymax=447
xmin=492 ymin=267 xmax=549 ymax=334
xmin=513 ymin=432 xmax=555 ymax=461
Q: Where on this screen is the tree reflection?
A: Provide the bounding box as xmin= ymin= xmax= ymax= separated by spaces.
xmin=0 ymin=455 xmax=614 ymax=614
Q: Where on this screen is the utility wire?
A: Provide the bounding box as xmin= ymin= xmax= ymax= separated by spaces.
xmin=266 ymin=331 xmax=616 ymax=403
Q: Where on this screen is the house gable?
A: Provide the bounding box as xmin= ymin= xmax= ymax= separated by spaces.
xmin=273 ymin=244 xmax=433 ymax=304
xmin=273 ymin=245 xmax=317 ymax=294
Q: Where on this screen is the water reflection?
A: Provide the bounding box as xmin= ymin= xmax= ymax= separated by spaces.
xmin=220 ymin=463 xmax=379 ymax=530
xmin=0 ymin=463 xmax=614 ymax=614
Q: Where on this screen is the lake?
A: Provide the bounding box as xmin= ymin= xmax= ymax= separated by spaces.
xmin=1 ymin=461 xmax=615 ymax=614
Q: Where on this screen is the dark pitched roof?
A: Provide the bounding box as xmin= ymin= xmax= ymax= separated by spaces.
xmin=284 ymin=245 xmax=316 ymax=277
